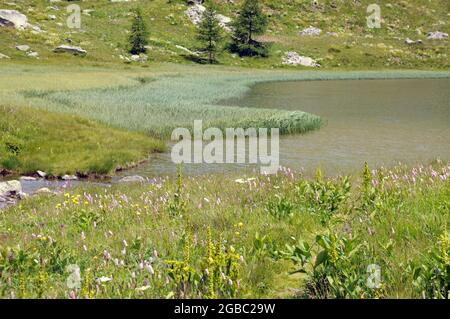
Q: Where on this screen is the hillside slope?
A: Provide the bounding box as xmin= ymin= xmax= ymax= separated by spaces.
xmin=0 ymin=0 xmax=448 ymax=69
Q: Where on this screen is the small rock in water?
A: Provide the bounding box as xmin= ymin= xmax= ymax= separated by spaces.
xmin=20 ymin=176 xmax=37 ymax=181
xmin=118 ymin=175 xmax=146 ymax=183
xmin=37 ymin=170 xmax=47 ymax=178
xmin=61 ymin=174 xmax=78 ymax=181
xmin=185 ymin=4 xmax=206 ymax=25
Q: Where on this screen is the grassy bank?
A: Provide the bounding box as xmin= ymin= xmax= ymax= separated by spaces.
xmin=18 ymin=68 xmax=450 ymax=138
xmin=0 ymin=105 xmax=165 ymax=176
xmin=0 ymin=161 xmax=448 ymax=298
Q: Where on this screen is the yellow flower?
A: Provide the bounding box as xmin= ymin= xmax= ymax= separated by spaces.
xmin=238 ymin=222 xmax=244 ymax=228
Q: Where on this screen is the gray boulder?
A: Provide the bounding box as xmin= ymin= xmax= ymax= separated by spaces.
xmin=53 ymin=45 xmax=87 ymax=55
xmin=405 ymin=38 xmax=422 ymax=45
xmin=185 ymin=4 xmax=205 ymax=25
xmin=130 ymin=54 xmax=148 ymax=62
xmin=299 ymin=26 xmax=322 ymax=36
xmin=283 ymin=51 xmax=320 ymax=67
xmin=0 ymin=180 xmax=22 ymax=198
xmin=0 ymin=10 xmax=28 ymax=29
xmin=216 ymin=14 xmax=232 ymax=32
xmin=27 ymin=51 xmax=39 ymax=58
xmin=426 ymin=31 xmax=448 ymax=40
xmin=16 ymin=44 xmax=30 ymax=52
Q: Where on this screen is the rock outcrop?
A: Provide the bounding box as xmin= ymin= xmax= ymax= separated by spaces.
xmin=282 ymin=52 xmax=320 ymax=67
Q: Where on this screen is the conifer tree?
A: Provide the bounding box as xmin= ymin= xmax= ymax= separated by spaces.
xmin=229 ymin=0 xmax=268 ymax=57
xmin=197 ymin=4 xmax=222 ymax=64
xmin=128 ymin=8 xmax=149 ymax=55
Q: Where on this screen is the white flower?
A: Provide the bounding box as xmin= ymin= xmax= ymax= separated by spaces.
xmin=135 ymin=285 xmax=151 ymax=291
xmin=96 ymin=276 xmax=112 ymax=283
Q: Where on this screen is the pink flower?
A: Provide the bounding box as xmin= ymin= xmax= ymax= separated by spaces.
xmin=69 ymin=290 xmax=77 ymax=299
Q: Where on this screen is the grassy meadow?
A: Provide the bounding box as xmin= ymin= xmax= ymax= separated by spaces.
xmin=0 ymin=162 xmax=448 ymax=298
xmin=0 ymin=104 xmax=165 ymax=176
xmin=0 ymin=0 xmax=449 ymax=301
xmin=0 ymin=0 xmax=448 ymax=69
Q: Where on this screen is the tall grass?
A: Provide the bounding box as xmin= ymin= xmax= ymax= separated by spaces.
xmin=0 ymin=161 xmax=448 ymax=298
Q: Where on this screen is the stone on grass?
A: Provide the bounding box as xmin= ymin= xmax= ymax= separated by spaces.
xmin=53 ymin=45 xmax=87 ymax=55
xmin=282 ymin=52 xmax=320 ymax=67
xmin=16 ymin=44 xmax=30 ymax=51
xmin=0 ymin=10 xmax=28 ymax=29
xmin=27 ymin=51 xmax=39 ymax=58
xmin=426 ymin=31 xmax=448 ymax=40
xmin=35 ymin=188 xmax=53 ymax=195
xmin=299 ymin=26 xmax=322 ymax=36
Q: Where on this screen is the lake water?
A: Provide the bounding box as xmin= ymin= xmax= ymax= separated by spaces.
xmin=121 ymin=78 xmax=450 ymax=177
